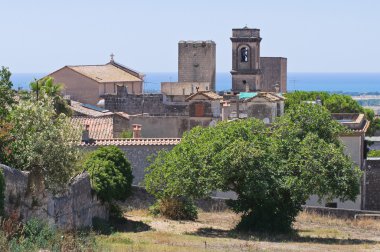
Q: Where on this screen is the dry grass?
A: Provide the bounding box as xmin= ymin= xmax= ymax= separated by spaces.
xmin=96 ymin=209 xmax=380 ymax=252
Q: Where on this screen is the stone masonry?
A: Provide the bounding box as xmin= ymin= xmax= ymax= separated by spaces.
xmin=0 ymin=164 xmax=108 ymax=230
xmin=363 ymin=159 xmax=380 ymax=211
xmin=103 ymin=90 xmax=188 ymax=116
xmin=178 ymin=41 xmax=216 ymax=91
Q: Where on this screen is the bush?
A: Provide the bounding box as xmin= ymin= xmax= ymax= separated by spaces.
xmin=149 ymin=198 xmax=197 ymax=220
xmin=120 ymin=130 xmax=133 ymax=138
xmin=368 ymin=150 xmax=380 ymax=157
xmin=83 ymin=146 xmax=133 ymax=202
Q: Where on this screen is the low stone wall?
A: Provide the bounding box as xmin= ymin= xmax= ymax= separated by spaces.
xmin=0 ymin=164 xmax=108 ymax=230
xmin=303 ymin=205 xmax=380 ymax=219
xmin=121 ymin=186 xmax=228 ymax=212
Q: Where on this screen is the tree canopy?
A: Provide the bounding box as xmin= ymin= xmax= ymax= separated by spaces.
xmin=29 ymin=77 xmax=72 ymax=116
xmin=284 ymin=91 xmax=378 ymax=134
xmin=5 ymin=97 xmax=80 ymax=191
xmin=145 ymin=103 xmax=362 ymax=232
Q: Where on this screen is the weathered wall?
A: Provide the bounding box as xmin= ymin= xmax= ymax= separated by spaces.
xmin=340 ymin=135 xmax=364 ymax=169
xmin=363 ymin=159 xmax=380 ymax=211
xmin=81 ymin=145 xmax=176 ymax=186
xmin=103 ymin=93 xmax=188 ymax=116
xmin=178 ymin=41 xmax=216 ymax=91
xmin=50 ymin=67 xmax=100 ymax=105
xmin=161 ymin=82 xmax=210 ymax=96
xmin=260 ymin=57 xmax=287 ymax=93
xmin=0 ymin=164 xmax=108 ymax=230
xmin=128 ymin=116 xmax=189 ymax=138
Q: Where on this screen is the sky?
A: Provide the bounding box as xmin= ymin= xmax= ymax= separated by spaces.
xmin=1 ymin=0 xmax=380 ymax=73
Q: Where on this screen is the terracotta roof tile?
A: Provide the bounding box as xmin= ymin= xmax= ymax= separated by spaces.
xmin=78 ymin=138 xmax=181 ymax=146
xmin=185 ymin=91 xmax=223 ymax=101
xmin=70 ymin=100 xmax=114 ymax=117
xmin=72 ymin=116 xmax=113 ymax=139
xmin=68 ymin=63 xmax=142 ymax=83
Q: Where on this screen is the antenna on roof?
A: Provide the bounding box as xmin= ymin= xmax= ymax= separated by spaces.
xmin=110 ymin=53 xmax=115 ymax=62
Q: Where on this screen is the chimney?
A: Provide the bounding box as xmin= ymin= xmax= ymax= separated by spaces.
xmin=132 ymin=124 xmax=142 ymax=138
xmin=82 ymin=124 xmax=90 ymax=142
xmin=221 ymin=101 xmax=230 ymax=121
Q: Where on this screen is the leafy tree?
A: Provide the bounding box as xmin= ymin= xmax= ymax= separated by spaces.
xmin=0 ymin=66 xmax=14 ymax=120
xmin=83 ymin=146 xmax=133 ymax=202
xmin=145 ymin=104 xmax=361 ymax=232
xmin=30 ymin=77 xmax=72 ymax=116
xmin=6 ymin=97 xmax=80 ymax=191
xmin=284 ymin=91 xmax=377 ymax=135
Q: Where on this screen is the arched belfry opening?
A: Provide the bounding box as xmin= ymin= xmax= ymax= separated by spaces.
xmin=240 ymin=47 xmax=249 ymax=62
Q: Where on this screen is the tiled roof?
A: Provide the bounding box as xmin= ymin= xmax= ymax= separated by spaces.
xmin=243 ymin=92 xmax=285 ymax=102
xmin=79 ymin=138 xmax=181 ymax=146
xmin=71 ymin=116 xmax=113 ymax=139
xmin=185 ymin=91 xmax=223 ymax=101
xmin=68 ymin=63 xmax=142 ymax=83
xmin=70 ymin=100 xmax=114 ymax=117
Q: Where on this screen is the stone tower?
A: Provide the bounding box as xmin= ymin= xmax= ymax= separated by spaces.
xmin=178 ymin=40 xmax=216 ymax=91
xmin=230 ymin=27 xmax=262 ymax=92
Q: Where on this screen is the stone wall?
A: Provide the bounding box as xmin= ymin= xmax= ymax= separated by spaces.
xmin=363 ymin=159 xmax=380 ymax=210
xmin=260 ymin=57 xmax=287 ymax=93
xmin=178 ymin=41 xmax=216 ymax=91
xmin=103 ymin=93 xmax=188 ymax=116
xmin=128 ymin=116 xmax=190 ymax=138
xmin=0 ymin=164 xmax=108 ymax=230
xmin=81 ymin=145 xmax=176 ymax=185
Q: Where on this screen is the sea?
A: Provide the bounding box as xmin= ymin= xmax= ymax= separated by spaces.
xmin=10 ymin=72 xmax=380 ymax=95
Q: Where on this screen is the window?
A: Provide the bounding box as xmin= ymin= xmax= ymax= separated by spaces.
xmin=240 ymin=47 xmax=249 ymax=62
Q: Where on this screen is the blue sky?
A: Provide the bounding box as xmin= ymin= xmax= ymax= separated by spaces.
xmin=1 ymin=0 xmax=379 ymax=73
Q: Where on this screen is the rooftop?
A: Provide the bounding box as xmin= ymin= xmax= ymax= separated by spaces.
xmin=239 ymin=92 xmax=285 ymax=102
xmin=185 ymin=91 xmax=223 ymax=101
xmin=331 ymin=113 xmax=370 ymax=133
xmin=70 ymin=100 xmax=114 ymax=117
xmin=79 ymin=138 xmax=181 ymax=146
xmin=72 ymin=116 xmax=114 ymax=139
xmin=67 ymin=62 xmax=142 ymax=83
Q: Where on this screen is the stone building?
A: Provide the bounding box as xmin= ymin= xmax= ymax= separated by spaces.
xmin=306 ymin=113 xmax=370 ymax=210
xmin=231 ymin=27 xmax=287 ymax=93
xmin=178 ymin=40 xmax=216 ymax=91
xmin=47 ymin=56 xmax=144 ymax=105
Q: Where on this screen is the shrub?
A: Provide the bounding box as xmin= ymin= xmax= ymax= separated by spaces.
xmin=368 ymin=150 xmax=380 ymax=157
xmin=150 ymin=198 xmax=197 ymax=220
xmin=120 ymin=130 xmax=133 ymax=138
xmin=83 ymin=146 xmax=133 ymax=202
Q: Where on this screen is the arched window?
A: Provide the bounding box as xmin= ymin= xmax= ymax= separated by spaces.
xmin=240 ymin=47 xmax=249 ymax=62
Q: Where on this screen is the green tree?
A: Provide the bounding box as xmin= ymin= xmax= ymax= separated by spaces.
xmin=30 ymin=77 xmax=72 ymax=116
xmin=6 ymin=97 xmax=80 ymax=191
xmin=284 ymin=91 xmax=377 ymax=135
xmin=83 ymin=146 xmax=133 ymax=203
xmin=145 ymin=104 xmax=361 ymax=232
xmin=0 ymin=66 xmax=14 ymax=120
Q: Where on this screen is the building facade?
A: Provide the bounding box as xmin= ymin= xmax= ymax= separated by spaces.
xmin=230 ymin=27 xmax=287 ymax=93
xmin=48 ymin=58 xmax=144 ymax=105
xmin=178 ymin=40 xmax=216 ymax=91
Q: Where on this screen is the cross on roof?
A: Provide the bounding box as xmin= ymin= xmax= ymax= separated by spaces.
xmin=110 ymin=53 xmax=115 ymax=62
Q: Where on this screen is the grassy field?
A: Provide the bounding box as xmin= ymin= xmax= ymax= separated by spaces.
xmin=95 ymin=209 xmax=380 ymax=252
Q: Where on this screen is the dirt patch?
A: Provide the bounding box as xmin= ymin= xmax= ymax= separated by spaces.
xmin=96 ymin=209 xmax=380 ymax=251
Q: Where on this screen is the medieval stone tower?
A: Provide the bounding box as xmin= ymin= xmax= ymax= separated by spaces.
xmin=178 ymin=40 xmax=216 ymax=91
xmin=230 ymin=27 xmax=262 ymax=92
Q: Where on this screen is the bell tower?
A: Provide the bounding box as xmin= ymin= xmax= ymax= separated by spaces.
xmin=230 ymin=27 xmax=262 ymax=92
